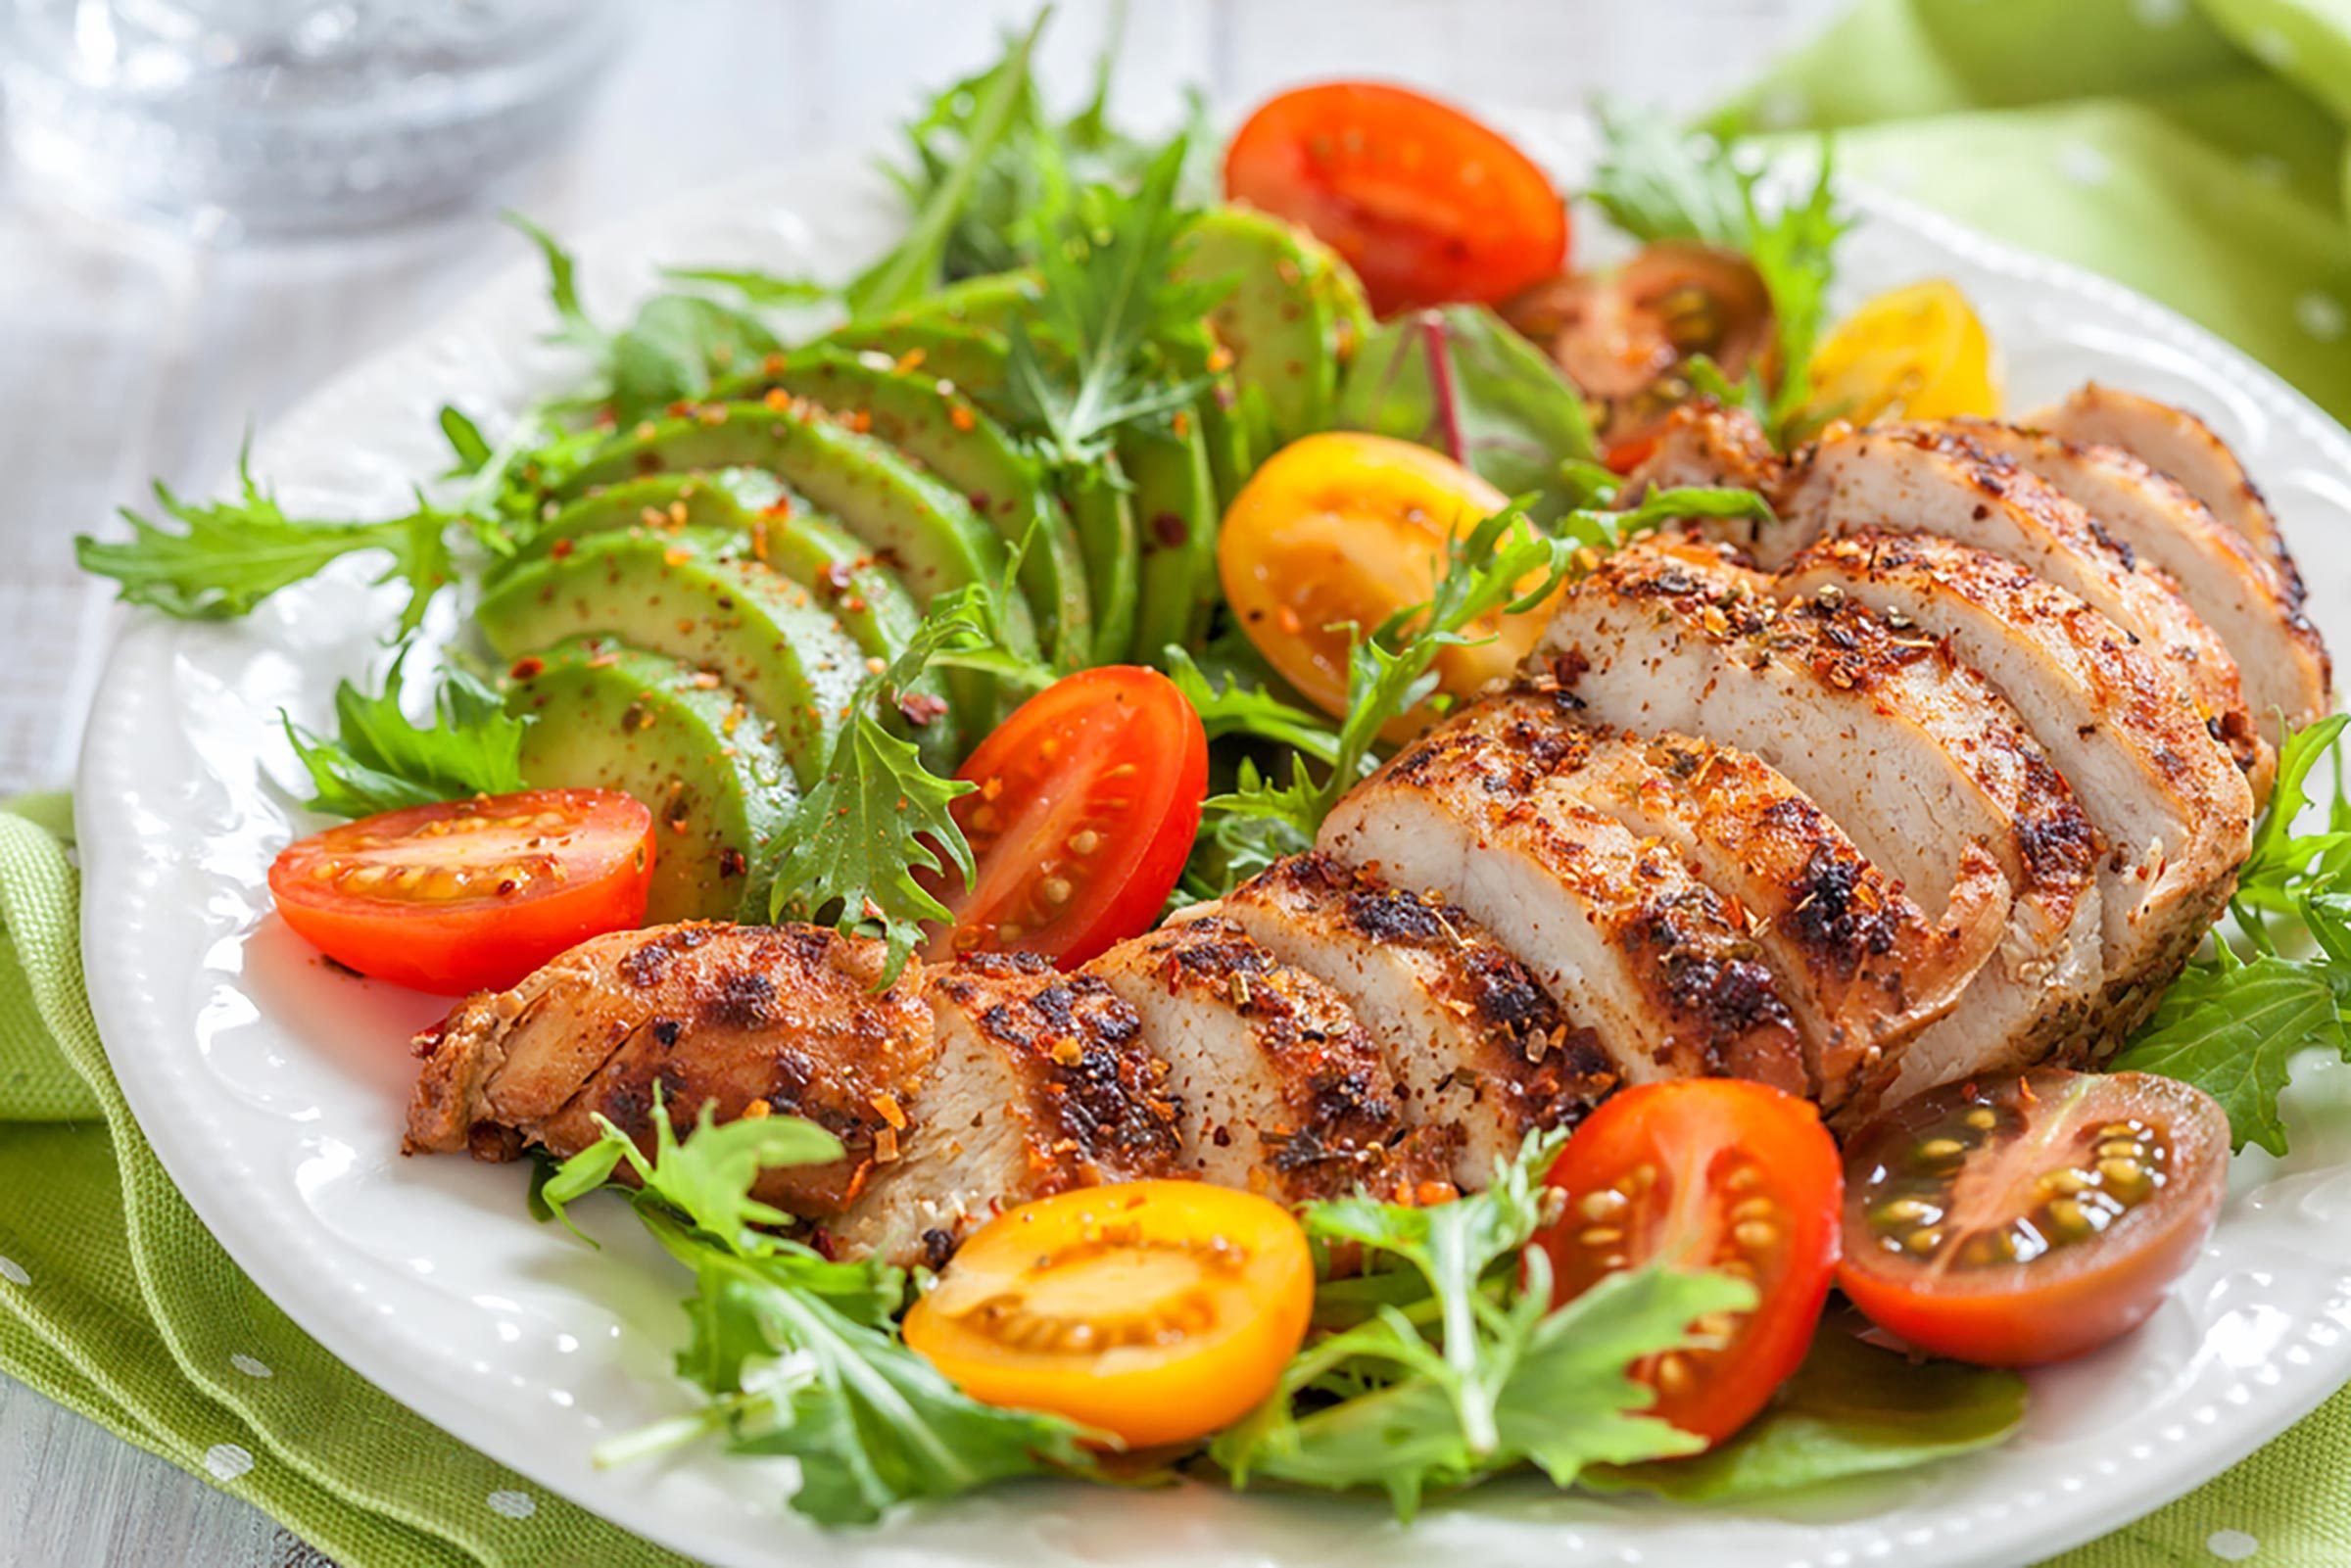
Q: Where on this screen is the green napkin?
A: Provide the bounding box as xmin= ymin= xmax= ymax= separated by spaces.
xmin=1709 ymin=0 xmax=2351 ymax=422
xmin=0 ymin=795 xmax=685 ymax=1568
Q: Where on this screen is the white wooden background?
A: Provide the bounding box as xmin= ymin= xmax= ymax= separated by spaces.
xmin=0 ymin=1 xmax=1837 ymax=1560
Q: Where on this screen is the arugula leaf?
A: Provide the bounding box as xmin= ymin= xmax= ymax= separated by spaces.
xmin=1334 ymin=305 xmax=1597 ymax=521
xmin=1589 ymin=105 xmax=1849 ymax=447
xmin=1586 ymin=1330 xmax=2026 ymax=1501
xmin=76 ymin=451 xmax=456 ymax=635
xmin=281 ymin=647 xmax=531 ymax=818
xmin=1163 ymin=647 xmax=1341 ymax=765
xmin=769 ymin=586 xmax=1037 ymax=984
xmin=661 ymin=266 xmax=833 ymax=308
xmin=1214 ymin=1135 xmax=1750 ymax=1518
xmin=543 ymin=1095 xmax=1092 ymax=1525
xmin=437 ymin=405 xmax=494 ymax=476
xmin=2111 ymin=717 xmax=2351 ymax=1153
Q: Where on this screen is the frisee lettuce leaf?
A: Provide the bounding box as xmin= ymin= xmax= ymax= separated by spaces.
xmin=280 ymin=647 xmax=530 ymax=818
xmin=542 ymin=1093 xmax=1094 ymax=1525
xmin=1213 ymin=1133 xmax=1751 ymax=1518
xmin=2110 ymin=715 xmax=2351 ymax=1154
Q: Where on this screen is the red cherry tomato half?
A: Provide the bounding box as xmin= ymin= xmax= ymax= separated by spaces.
xmin=268 ymin=788 xmax=655 ymax=996
xmin=1837 ymin=1069 xmax=2228 ymax=1366
xmin=1538 ymin=1079 xmax=1843 ymax=1447
xmin=1223 ymin=81 xmax=1568 ymax=316
xmin=927 ymin=666 xmax=1209 ymax=969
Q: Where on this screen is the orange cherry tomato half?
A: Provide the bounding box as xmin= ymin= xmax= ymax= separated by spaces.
xmin=267 ymin=787 xmax=654 ymax=996
xmin=927 ymin=666 xmax=1209 ymax=969
xmin=903 ymin=1180 xmax=1314 ymax=1449
xmin=1223 ymin=81 xmax=1567 ymax=316
xmin=1538 ymin=1079 xmax=1843 ymax=1447
xmin=1837 ymin=1069 xmax=2228 ymax=1367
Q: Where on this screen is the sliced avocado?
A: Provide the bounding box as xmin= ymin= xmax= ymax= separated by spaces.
xmin=506 ymin=638 xmax=794 ymax=924
xmin=1120 ymin=422 xmax=1219 ymax=666
xmin=817 ymin=318 xmax=1017 ymax=395
xmin=1176 ymin=208 xmax=1354 ymax=453
xmin=479 ymin=528 xmax=866 ymax=788
xmin=911 ymin=268 xmax=1037 ymax=332
xmin=1167 ymin=329 xmax=1254 ymax=507
xmin=505 ymin=475 xmax=967 ymax=768
xmin=720 ymin=347 xmax=1092 ymax=670
xmin=1064 ymin=467 xmax=1141 ymax=664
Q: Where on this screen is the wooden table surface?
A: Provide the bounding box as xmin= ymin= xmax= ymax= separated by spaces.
xmin=0 ymin=2 xmax=1835 ymax=1561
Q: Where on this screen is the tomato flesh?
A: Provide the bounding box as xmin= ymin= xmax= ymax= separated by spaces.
xmin=928 ymin=666 xmax=1208 ymax=969
xmin=1538 ymin=1079 xmax=1843 ymax=1446
xmin=1837 ymin=1069 xmax=2227 ymax=1366
xmin=1223 ymin=82 xmax=1567 ymax=315
xmin=903 ymin=1180 xmax=1314 ymax=1448
xmin=268 ymin=788 xmax=654 ymax=996
xmin=1806 ymin=279 xmax=1999 ymax=426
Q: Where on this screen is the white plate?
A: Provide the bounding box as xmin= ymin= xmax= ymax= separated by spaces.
xmin=76 ymin=111 xmax=2351 ymax=1568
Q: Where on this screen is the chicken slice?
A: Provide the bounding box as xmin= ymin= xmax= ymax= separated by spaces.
xmin=1763 ymin=424 xmax=2265 ymax=784
xmin=2030 ymin=382 xmax=2305 ymax=601
xmin=1531 ymin=538 xmax=2103 ymax=1111
xmin=828 ymin=952 xmax=1184 ymax=1267
xmin=1318 ymin=701 xmax=1811 ymax=1100
xmin=1620 ymin=399 xmax=1788 ymax=499
xmin=1085 ymin=919 xmax=1454 ymax=1203
xmin=405 ymin=923 xmax=935 ymax=1215
xmin=1950 ymin=417 xmax=2330 ymax=749
xmin=1451 ymin=692 xmax=2001 ymax=1110
xmin=1188 ymin=854 xmax=1615 ymax=1185
xmin=1780 ymin=532 xmax=2250 ymax=1038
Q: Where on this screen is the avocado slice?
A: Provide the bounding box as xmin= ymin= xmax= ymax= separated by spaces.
xmin=1176 ymin=208 xmax=1362 ymax=454
xmin=718 ymin=347 xmax=1092 ymax=670
xmin=506 ymin=638 xmax=795 ymax=924
xmin=817 ymin=318 xmax=1016 ymax=395
xmin=1120 ymin=421 xmax=1220 ymax=667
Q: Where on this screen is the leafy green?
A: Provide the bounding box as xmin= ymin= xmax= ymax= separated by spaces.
xmin=661 ymin=266 xmax=833 ymax=308
xmin=2111 ymin=716 xmax=2351 ymax=1154
xmin=543 ymin=1095 xmax=1092 ymax=1525
xmin=1192 ymin=486 xmax=1771 ymax=891
xmin=1163 ymin=647 xmax=1341 ymax=766
xmin=1214 ymin=1135 xmax=1750 ymax=1518
xmin=437 ymin=405 xmax=495 ymax=476
xmin=1586 ymin=1330 xmax=2027 ymax=1501
xmin=1589 ymin=105 xmax=1849 ymax=447
xmin=281 ymin=648 xmax=531 ymax=818
xmin=75 ymin=451 xmax=456 ymax=635
xmin=1334 ymin=305 xmax=1597 ymax=521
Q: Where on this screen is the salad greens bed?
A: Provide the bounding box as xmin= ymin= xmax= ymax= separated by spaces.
xmin=70 ymin=9 xmax=2351 ymax=1531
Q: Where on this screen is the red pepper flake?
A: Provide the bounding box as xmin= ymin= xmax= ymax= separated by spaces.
xmin=548 ymin=537 xmax=574 ymax=560
xmin=1152 ymin=510 xmax=1188 ymax=547
xmin=849 ymin=409 xmax=873 ymax=435
xmin=665 ymin=401 xmax=695 ymax=419
xmin=897 ymin=690 xmax=950 ymax=727
xmin=507 ymin=655 xmax=546 ymax=681
xmin=718 ymin=847 xmax=748 ymax=879
xmin=893 ymin=347 xmax=927 ymax=373
xmin=763 ymin=387 xmax=792 ymax=412
xmin=948 ymin=403 xmax=976 ymax=433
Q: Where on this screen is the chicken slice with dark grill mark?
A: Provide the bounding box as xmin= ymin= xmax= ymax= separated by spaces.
xmin=1780 ymin=532 xmax=2250 ymax=1041
xmin=1318 ymin=701 xmax=1812 ymax=1099
xmin=1531 ymin=538 xmax=2103 ymax=1113
xmin=828 ymin=952 xmax=1184 ymax=1267
xmin=1949 ymin=417 xmax=2330 ymax=751
xmin=1619 ymin=399 xmax=1789 ymax=499
xmin=1761 ymin=425 xmax=2266 ymax=785
xmin=1187 ymin=853 xmax=1616 ymax=1185
xmin=405 ymin=923 xmax=935 ymax=1215
xmin=1085 ymin=918 xmax=1456 ymax=1203
xmin=1450 ymin=691 xmax=2001 ymax=1111
xmin=2030 ymin=382 xmax=2305 ymax=602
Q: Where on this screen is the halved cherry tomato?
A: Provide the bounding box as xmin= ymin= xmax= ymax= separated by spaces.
xmin=1837 ymin=1069 xmax=2227 ymax=1367
xmin=1806 ymin=279 xmax=1999 ymax=426
xmin=267 ymin=788 xmax=654 ymax=996
xmin=1220 ymin=431 xmax=1557 ymax=741
xmin=1223 ymin=82 xmax=1567 ymax=315
xmin=1538 ymin=1079 xmax=1843 ymax=1447
xmin=926 ymin=666 xmax=1207 ymax=969
xmin=903 ymin=1180 xmax=1314 ymax=1448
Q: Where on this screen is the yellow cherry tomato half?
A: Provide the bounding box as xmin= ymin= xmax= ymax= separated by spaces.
xmin=1218 ymin=431 xmax=1557 ymax=740
xmin=901 ymin=1180 xmax=1313 ymax=1449
xmin=1807 ymin=279 xmax=1999 ymax=426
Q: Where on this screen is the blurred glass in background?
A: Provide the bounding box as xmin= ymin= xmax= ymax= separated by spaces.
xmin=1 ymin=0 xmax=628 ymax=236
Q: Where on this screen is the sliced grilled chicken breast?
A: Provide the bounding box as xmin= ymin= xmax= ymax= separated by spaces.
xmin=1319 ymin=700 xmax=1811 ymax=1099
xmin=1620 ymin=399 xmax=1788 ymax=499
xmin=830 ymin=953 xmax=1183 ymax=1267
xmin=406 ymin=924 xmax=935 ymax=1215
xmin=1765 ymin=425 xmax=2264 ymax=783
xmin=1532 ymin=539 xmax=2103 ymax=1110
xmin=2030 ymin=382 xmax=2304 ymax=600
xmin=1950 ymin=417 xmax=2329 ymax=748
xmin=1460 ymin=694 xmax=2000 ymax=1109
xmin=1191 ymin=854 xmax=1615 ymax=1184
xmin=1781 ymin=532 xmax=2249 ymax=1038
xmin=1086 ymin=918 xmax=1453 ymax=1202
